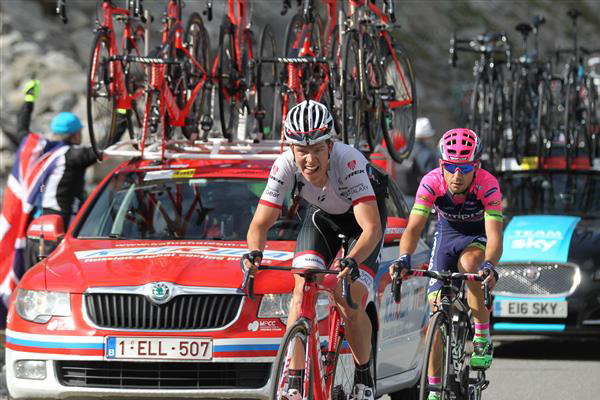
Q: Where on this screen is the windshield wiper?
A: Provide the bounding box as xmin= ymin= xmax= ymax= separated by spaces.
xmin=108 ymin=233 xmax=127 ymax=240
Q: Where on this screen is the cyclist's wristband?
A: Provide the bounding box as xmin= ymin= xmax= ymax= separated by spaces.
xmin=241 ymin=250 xmax=263 ymax=270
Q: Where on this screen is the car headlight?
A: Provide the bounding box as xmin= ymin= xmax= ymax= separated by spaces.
xmin=15 ymin=289 xmax=71 ymax=323
xmin=258 ymin=293 xmax=331 ymax=322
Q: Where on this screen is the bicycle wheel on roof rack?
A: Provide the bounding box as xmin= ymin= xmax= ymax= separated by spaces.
xmin=124 ymin=23 xmax=147 ymax=147
xmin=381 ymin=45 xmax=417 ymax=163
xmin=181 ymin=12 xmax=211 ymax=141
xmin=341 ymin=30 xmax=372 ymax=152
xmin=256 ymin=24 xmax=278 ymax=141
xmin=217 ymin=17 xmax=240 ymax=141
xmin=87 ymin=30 xmax=117 ymax=160
xmin=536 ymin=78 xmax=554 ymax=166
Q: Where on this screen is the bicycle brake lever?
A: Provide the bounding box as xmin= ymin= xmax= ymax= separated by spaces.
xmin=482 ymin=269 xmax=492 ymax=310
xmin=56 ymin=0 xmax=68 ymax=24
xmin=391 ymin=270 xmax=402 ymax=303
xmin=241 ymin=268 xmax=255 ymax=301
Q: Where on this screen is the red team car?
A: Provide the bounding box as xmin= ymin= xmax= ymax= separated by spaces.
xmin=6 ymin=141 xmax=431 ymax=399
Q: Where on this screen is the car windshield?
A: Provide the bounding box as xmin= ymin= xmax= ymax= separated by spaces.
xmin=499 ymin=172 xmax=600 ymax=218
xmin=76 ymin=172 xmax=304 ymax=240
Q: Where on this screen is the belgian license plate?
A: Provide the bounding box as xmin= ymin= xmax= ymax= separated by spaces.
xmin=106 ymin=337 xmax=213 ymax=360
xmin=494 ymin=299 xmax=568 ymax=318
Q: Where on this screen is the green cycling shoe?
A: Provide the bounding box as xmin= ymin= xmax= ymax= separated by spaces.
xmin=427 ymin=392 xmax=440 ymax=400
xmin=470 ymin=336 xmax=493 ymax=369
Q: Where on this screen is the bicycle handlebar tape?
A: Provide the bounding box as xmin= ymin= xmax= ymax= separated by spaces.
xmin=340 ymin=257 xmax=359 ymax=310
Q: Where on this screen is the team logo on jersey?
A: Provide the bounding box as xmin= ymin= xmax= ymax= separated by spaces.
xmin=488 ymin=200 xmax=500 ymax=206
xmin=484 ymin=187 xmax=497 ymax=198
xmin=347 ymin=160 xmax=357 ymax=170
xmin=418 ymin=195 xmax=430 ymax=202
xmin=271 ymin=165 xmax=279 ymax=174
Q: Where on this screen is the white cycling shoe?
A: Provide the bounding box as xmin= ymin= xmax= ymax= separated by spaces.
xmin=350 ymin=383 xmax=375 ymax=400
xmin=281 ymin=388 xmax=302 ymax=400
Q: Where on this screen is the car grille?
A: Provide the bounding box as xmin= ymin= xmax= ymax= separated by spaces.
xmin=494 ymin=262 xmax=578 ymax=297
xmin=85 ymin=293 xmax=243 ymax=330
xmin=56 ymin=361 xmax=270 ymax=389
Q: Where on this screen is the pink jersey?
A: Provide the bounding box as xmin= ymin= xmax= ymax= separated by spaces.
xmin=412 ymin=167 xmax=502 ymax=232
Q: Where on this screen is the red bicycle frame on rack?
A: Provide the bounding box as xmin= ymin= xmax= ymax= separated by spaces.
xmin=139 ymin=0 xmax=209 ymax=157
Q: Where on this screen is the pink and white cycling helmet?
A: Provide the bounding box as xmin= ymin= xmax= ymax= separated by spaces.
xmin=438 ymin=128 xmax=482 ymax=163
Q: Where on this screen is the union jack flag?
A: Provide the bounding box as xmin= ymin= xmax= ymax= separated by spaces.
xmin=0 ymin=133 xmax=68 ymax=327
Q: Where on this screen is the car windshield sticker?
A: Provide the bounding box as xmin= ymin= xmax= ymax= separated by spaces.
xmin=172 ymin=169 xmax=195 ymax=178
xmin=75 ymin=246 xmax=293 ymax=262
xmin=144 ymin=170 xmax=174 ymax=181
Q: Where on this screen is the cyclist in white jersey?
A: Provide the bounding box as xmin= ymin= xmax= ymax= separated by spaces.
xmin=242 ymin=100 xmax=387 ymax=400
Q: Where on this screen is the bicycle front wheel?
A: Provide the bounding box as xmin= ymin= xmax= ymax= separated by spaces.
xmin=87 ymin=30 xmax=117 ymax=160
xmin=419 ymin=312 xmax=451 ymax=400
xmin=271 ymin=319 xmax=313 ymax=400
xmin=381 ymin=45 xmax=417 ymax=163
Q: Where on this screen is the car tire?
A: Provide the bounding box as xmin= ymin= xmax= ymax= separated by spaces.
xmin=389 ymin=381 xmax=418 ymax=400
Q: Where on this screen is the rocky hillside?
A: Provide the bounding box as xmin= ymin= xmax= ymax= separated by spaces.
xmin=1 ymin=0 xmax=599 ymax=180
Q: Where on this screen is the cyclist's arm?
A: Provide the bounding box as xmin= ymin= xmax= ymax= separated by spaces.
xmin=483 ymin=218 xmax=503 ymax=265
xmin=246 ymin=203 xmax=281 ymax=252
xmin=398 ymin=212 xmax=428 ymax=256
xmin=347 ymin=200 xmax=382 ymax=265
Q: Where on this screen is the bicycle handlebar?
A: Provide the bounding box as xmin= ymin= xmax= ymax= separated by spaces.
xmin=56 ymin=0 xmax=68 ymax=24
xmin=391 ymin=268 xmax=493 ymax=309
xmin=203 ymin=0 xmax=213 ymax=22
xmin=450 ymin=32 xmax=511 ymax=69
xmin=240 ymin=265 xmax=357 ymax=309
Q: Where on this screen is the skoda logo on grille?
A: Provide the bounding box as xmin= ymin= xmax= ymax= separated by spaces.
xmin=149 ymin=282 xmax=173 ymax=304
xmin=524 ymin=267 xmax=541 ymax=282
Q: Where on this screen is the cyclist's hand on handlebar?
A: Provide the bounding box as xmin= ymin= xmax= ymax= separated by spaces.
xmin=479 ymin=260 xmax=498 ymax=290
xmin=389 ymin=253 xmax=411 ymax=280
xmin=336 ymin=257 xmax=360 ymax=282
xmin=241 ymin=250 xmax=263 ymax=276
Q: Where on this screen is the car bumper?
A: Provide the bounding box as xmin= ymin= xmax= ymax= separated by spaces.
xmin=5 ymin=330 xmax=279 ymax=399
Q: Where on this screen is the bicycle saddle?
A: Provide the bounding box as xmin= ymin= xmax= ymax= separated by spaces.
xmin=532 ymin=15 xmax=546 ymax=29
xmin=515 ymin=23 xmax=532 ymax=38
xmin=567 ymin=9 xmax=581 ymax=21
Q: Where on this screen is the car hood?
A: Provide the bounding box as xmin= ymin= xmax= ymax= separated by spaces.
xmin=501 ymin=215 xmax=600 ymax=267
xmin=37 ymin=239 xmax=296 ymax=293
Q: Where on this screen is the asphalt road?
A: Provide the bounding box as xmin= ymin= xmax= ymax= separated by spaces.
xmin=2 ymin=336 xmax=599 ymax=400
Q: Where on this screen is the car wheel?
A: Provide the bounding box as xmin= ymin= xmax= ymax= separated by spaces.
xmin=389 ymin=381 xmax=418 ymax=400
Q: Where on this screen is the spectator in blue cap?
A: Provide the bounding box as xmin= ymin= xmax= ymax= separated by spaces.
xmin=12 ymin=80 xmax=107 ymax=270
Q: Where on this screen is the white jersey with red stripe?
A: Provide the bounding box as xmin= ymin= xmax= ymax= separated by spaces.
xmin=259 ymin=142 xmax=376 ymax=214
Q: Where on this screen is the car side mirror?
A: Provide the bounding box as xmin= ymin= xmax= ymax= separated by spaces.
xmin=27 ymin=215 xmax=65 ymax=242
xmin=384 ymin=217 xmax=407 ymax=245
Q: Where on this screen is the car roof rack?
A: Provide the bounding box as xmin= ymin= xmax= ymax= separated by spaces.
xmin=499 ymin=157 xmax=600 ymax=172
xmin=104 ymin=139 xmax=289 ymax=161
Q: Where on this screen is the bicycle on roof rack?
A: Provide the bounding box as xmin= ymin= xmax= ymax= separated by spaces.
xmin=114 ymin=0 xmax=213 ymax=160
xmin=56 ymin=0 xmax=150 ymax=161
xmin=215 ymin=0 xmax=277 ymax=143
xmin=511 ymin=15 xmax=560 ymax=168
xmin=340 ymin=0 xmax=417 ymax=163
xmin=554 ymin=9 xmax=600 ymax=170
xmin=266 ymin=0 xmax=340 ymax=142
xmin=450 ymin=32 xmax=512 ymax=172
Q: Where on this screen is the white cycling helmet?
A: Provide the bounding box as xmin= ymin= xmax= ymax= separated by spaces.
xmin=284 ymin=100 xmax=334 ymax=145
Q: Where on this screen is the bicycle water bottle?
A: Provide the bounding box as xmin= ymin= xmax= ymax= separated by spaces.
xmin=237 ymin=107 xmax=248 ymax=141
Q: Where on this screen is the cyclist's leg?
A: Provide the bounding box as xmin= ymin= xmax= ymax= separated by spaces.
xmin=457 ymin=236 xmax=493 ymax=369
xmin=286 ymin=206 xmax=340 ymax=395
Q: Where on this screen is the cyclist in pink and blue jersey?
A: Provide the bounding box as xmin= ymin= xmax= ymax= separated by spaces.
xmin=389 ymin=128 xmax=503 ymax=400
